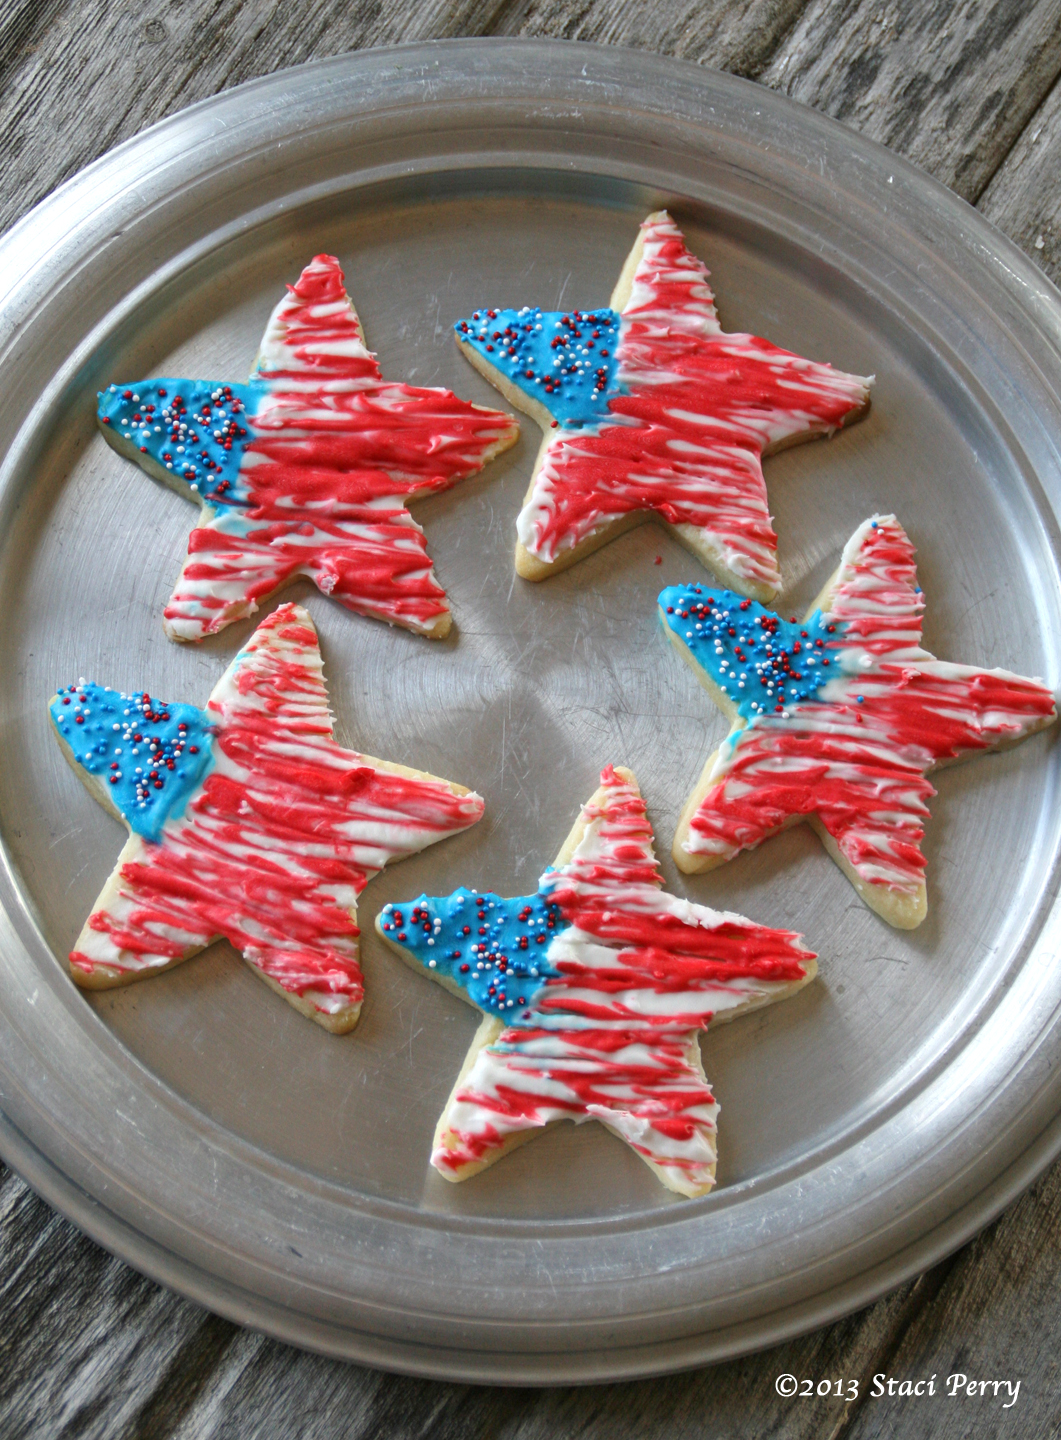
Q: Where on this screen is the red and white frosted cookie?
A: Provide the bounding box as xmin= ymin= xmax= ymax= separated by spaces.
xmin=454 ymin=211 xmax=872 ymax=599
xmin=49 ymin=604 xmax=484 ymax=1031
xmin=98 ymin=255 xmax=519 ymax=641
xmin=660 ymin=516 xmax=1058 ymax=928
xmin=376 ymin=765 xmax=816 ymax=1197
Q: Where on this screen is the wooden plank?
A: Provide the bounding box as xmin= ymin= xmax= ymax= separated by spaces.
xmin=0 ymin=0 xmax=512 ymax=239
xmin=840 ymin=1159 xmax=1061 ymax=1439
xmin=0 ymin=1153 xmax=955 ymax=1440
xmin=0 ymin=1165 xmax=235 ymax=1438
xmin=760 ymin=0 xmax=1061 ymax=200
xmin=979 ymin=77 xmax=1061 ymax=289
xmin=493 ymin=0 xmax=808 ymax=77
xmin=0 ymin=0 xmax=808 ymax=242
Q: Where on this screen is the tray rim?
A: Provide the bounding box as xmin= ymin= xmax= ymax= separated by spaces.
xmin=2 ymin=37 xmax=1061 ymax=1381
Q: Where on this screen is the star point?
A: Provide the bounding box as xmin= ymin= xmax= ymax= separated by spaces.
xmin=50 ymin=603 xmax=485 ymax=1031
xmin=376 ymin=764 xmax=816 ymax=1197
xmin=98 ymin=255 xmax=519 ymax=643
xmin=455 ymin=211 xmax=872 ymax=598
xmin=661 ymin=515 xmax=1058 ymax=928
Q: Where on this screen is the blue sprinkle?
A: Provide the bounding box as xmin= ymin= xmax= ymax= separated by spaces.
xmin=97 ymin=379 xmax=260 ymax=509
xmin=50 ymin=683 xmax=215 ymax=843
xmin=379 ymin=885 xmax=562 ymax=1025
xmin=454 ymin=306 xmax=623 ymax=430
xmin=659 ymin=584 xmax=845 ymax=723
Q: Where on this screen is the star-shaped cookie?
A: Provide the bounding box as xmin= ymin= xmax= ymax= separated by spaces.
xmin=660 ymin=515 xmax=1058 ymax=928
xmin=376 ymin=765 xmax=815 ymax=1197
xmin=98 ymin=255 xmax=519 ymax=641
xmin=49 ymin=604 xmax=484 ymax=1031
xmin=455 ymin=211 xmax=872 ymax=599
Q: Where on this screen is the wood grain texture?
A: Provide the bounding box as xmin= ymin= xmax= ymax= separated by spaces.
xmin=492 ymin=0 xmax=807 ymax=75
xmin=0 ymin=1166 xmax=236 ymax=1439
xmin=0 ymin=0 xmax=513 ymax=240
xmin=3 ymin=0 xmax=1061 ymax=1435
xmin=762 ymin=0 xmax=1061 ymax=200
xmin=842 ymin=1160 xmax=1061 ymax=1439
xmin=0 ymin=0 xmax=807 ymax=244
xmin=979 ymin=79 xmax=1061 ymax=288
xmin=0 ymin=1159 xmax=956 ymax=1440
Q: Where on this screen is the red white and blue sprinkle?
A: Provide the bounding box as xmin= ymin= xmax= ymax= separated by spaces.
xmin=379 ymin=885 xmax=561 ymax=1022
xmin=659 ymin=584 xmax=839 ymax=720
xmin=49 ymin=683 xmax=214 ymax=842
xmin=456 ymin=306 xmax=622 ymax=429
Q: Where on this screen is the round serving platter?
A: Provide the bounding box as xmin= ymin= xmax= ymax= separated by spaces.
xmin=1 ymin=40 xmax=1060 ymax=1382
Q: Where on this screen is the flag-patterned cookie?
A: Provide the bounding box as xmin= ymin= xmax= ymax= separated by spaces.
xmin=376 ymin=765 xmax=815 ymax=1197
xmin=661 ymin=515 xmax=1058 ymax=928
xmin=454 ymin=211 xmax=872 ymax=599
xmin=49 ymin=604 xmax=484 ymax=1031
xmin=98 ymin=255 xmax=519 ymax=642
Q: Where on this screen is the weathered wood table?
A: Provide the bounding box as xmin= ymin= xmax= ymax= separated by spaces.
xmin=2 ymin=3 xmax=1061 ymax=1435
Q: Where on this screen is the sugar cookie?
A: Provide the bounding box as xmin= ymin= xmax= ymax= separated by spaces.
xmin=661 ymin=515 xmax=1058 ymax=928
xmin=455 ymin=211 xmax=871 ymax=599
xmin=50 ymin=604 xmax=484 ymax=1030
xmin=98 ymin=255 xmax=519 ymax=641
xmin=376 ymin=765 xmax=815 ymax=1196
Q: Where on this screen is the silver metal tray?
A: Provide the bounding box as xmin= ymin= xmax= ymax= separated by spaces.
xmin=1 ymin=40 xmax=1061 ymax=1383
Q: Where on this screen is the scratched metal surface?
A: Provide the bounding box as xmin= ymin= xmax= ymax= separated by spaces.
xmin=0 ymin=42 xmax=1060 ymax=1380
